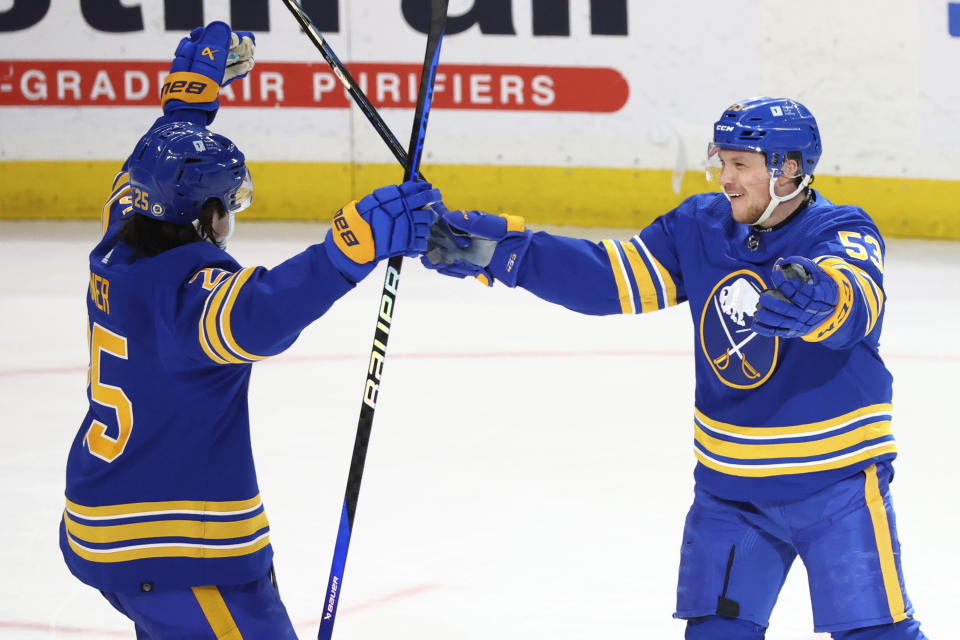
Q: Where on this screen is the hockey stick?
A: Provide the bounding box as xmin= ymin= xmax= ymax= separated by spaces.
xmin=281 ymin=0 xmax=426 ymax=179
xmin=282 ymin=2 xmax=450 ymax=639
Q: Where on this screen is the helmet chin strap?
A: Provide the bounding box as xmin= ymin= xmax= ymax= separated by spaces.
xmin=753 ymin=174 xmax=811 ymax=226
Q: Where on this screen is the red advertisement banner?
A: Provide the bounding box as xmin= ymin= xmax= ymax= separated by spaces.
xmin=0 ymin=60 xmax=628 ymax=112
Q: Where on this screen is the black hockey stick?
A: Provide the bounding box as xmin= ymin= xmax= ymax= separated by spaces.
xmin=281 ymin=0 xmax=426 ymax=180
xmin=281 ymin=2 xmax=450 ymax=639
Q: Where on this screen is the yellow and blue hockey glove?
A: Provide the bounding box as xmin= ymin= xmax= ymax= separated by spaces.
xmin=162 ymin=22 xmax=256 ymax=119
xmin=324 ymin=181 xmax=441 ymax=283
xmin=421 ymin=204 xmax=532 ymax=287
xmin=752 ymin=257 xmax=839 ymax=338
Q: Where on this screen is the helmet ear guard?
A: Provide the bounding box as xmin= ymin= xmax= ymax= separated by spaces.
xmin=127 ymin=122 xmax=251 ymax=226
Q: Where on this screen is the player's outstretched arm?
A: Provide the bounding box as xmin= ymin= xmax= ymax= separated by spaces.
xmin=421 ymin=204 xmax=686 ymax=316
xmin=178 ymin=180 xmax=442 ymax=364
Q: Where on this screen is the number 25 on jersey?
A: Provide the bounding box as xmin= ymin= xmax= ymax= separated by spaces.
xmin=85 ymin=323 xmax=134 ymax=462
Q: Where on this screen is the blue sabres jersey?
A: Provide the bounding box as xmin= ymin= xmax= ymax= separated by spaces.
xmin=61 ymin=155 xmax=355 ymax=593
xmin=518 ymin=191 xmax=893 ymax=502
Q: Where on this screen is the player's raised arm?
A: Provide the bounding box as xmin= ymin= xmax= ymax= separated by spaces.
xmin=421 ymin=203 xmax=687 ymax=316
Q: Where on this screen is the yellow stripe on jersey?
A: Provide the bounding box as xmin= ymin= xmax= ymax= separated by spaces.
xmin=193 ymin=587 xmax=245 ymax=640
xmin=198 ymin=273 xmax=235 ymax=365
xmin=817 ymin=257 xmax=885 ymax=336
xmin=601 ymin=238 xmax=679 ymax=314
xmin=863 ymin=465 xmax=908 ymax=623
xmin=63 ymin=494 xmax=270 ymax=564
xmin=204 ymin=272 xmax=247 ymax=364
xmin=695 ymin=419 xmax=893 ymax=460
xmin=63 ymin=511 xmax=269 ymax=543
xmin=803 ymin=260 xmax=855 ymax=342
xmin=620 ymin=241 xmax=659 ymax=313
xmin=65 ymin=495 xmax=264 ymax=519
xmin=693 ymin=405 xmax=897 ymax=477
xmin=198 ymin=268 xmax=267 ymax=364
xmin=694 ymin=404 xmax=893 ymax=438
xmin=101 ymin=182 xmax=130 ymax=236
xmin=64 ymin=530 xmax=271 ymax=563
xmin=601 ymin=239 xmax=634 ymax=314
xmin=634 ymin=236 xmax=679 ymax=308
xmin=218 ymin=267 xmax=267 ymax=362
xmin=694 ymin=442 xmax=899 ymax=477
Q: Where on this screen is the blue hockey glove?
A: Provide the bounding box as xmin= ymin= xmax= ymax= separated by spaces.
xmin=162 ymin=22 xmax=256 ymax=118
xmin=752 ymin=257 xmax=840 ymax=338
xmin=324 ymin=181 xmax=441 ymax=283
xmin=421 ymin=204 xmax=532 ymax=287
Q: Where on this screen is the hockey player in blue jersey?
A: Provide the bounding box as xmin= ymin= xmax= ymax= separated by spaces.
xmin=60 ymin=22 xmax=441 ymax=639
xmin=422 ymin=97 xmax=928 ymax=639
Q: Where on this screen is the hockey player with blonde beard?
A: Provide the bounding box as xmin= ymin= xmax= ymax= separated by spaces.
xmin=422 ymin=97 xmax=928 ymax=640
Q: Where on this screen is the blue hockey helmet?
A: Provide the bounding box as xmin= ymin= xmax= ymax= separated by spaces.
xmin=127 ymin=122 xmax=252 ymax=225
xmin=709 ymin=97 xmax=822 ymax=179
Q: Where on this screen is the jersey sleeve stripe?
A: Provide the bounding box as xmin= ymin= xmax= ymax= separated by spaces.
xmin=217 ymin=267 xmax=268 ymax=362
xmin=816 ymin=256 xmax=884 ymax=336
xmin=619 ymin=240 xmax=659 ymax=312
xmin=600 ymin=239 xmax=635 ymax=314
xmin=101 ymin=183 xmax=131 ymax=236
xmin=200 ymin=273 xmax=248 ymax=364
xmin=634 ymin=236 xmax=679 ymax=308
xmin=198 ymin=275 xmax=235 ymax=364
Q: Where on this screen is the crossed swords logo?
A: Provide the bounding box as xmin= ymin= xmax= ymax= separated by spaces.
xmin=711 ymin=292 xmax=762 ymax=380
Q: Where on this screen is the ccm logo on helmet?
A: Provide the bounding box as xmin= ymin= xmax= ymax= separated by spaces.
xmin=716 ymin=124 xmax=734 ymax=132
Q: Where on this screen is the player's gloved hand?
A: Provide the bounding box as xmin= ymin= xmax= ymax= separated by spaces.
xmin=421 ymin=204 xmax=532 ymax=287
xmin=223 ymin=31 xmax=256 ymax=85
xmin=324 ymin=180 xmax=441 ymax=283
xmin=752 ymin=257 xmax=839 ymax=338
xmin=162 ymin=22 xmax=256 ymax=117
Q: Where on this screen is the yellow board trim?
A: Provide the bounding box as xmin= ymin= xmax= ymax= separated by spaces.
xmin=863 ymin=465 xmax=908 ymax=623
xmin=63 ymin=511 xmax=269 ymax=544
xmin=4 ymin=161 xmax=958 ymax=240
xmin=65 ymin=495 xmax=262 ymax=518
xmin=193 ymin=587 xmax=246 ymax=640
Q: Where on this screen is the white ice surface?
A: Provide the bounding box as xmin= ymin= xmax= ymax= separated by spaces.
xmin=0 ymin=221 xmax=957 ymax=640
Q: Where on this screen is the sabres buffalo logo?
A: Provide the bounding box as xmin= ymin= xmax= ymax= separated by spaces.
xmin=699 ymin=270 xmax=779 ymax=389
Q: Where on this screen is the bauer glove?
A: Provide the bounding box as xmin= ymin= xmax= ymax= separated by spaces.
xmin=324 ymin=180 xmax=441 ymax=284
xmin=421 ymin=204 xmax=532 ymax=287
xmin=752 ymin=257 xmax=840 ymax=338
xmin=162 ymin=22 xmax=256 ymax=119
